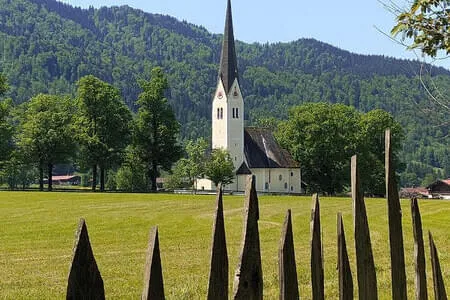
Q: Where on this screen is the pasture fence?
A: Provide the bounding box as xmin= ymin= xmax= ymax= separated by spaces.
xmin=66 ymin=130 xmax=447 ymax=299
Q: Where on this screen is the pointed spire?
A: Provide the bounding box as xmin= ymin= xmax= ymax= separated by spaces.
xmin=219 ymin=0 xmax=239 ymax=94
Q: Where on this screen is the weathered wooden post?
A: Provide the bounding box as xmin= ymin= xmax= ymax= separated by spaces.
xmin=352 ymin=155 xmax=378 ymax=300
xmin=337 ymin=213 xmax=353 ymax=300
xmin=233 ymin=175 xmax=263 ymax=300
xmin=411 ymin=197 xmax=427 ymax=300
xmin=429 ymin=231 xmax=448 ymax=300
xmin=207 ymin=185 xmax=228 ymax=300
xmin=66 ymin=218 xmax=105 ymax=300
xmin=311 ymin=194 xmax=324 ymax=300
xmin=142 ymin=226 xmax=165 ymax=300
xmin=279 ymin=209 xmax=299 ymax=300
xmin=385 ymin=129 xmax=407 ymax=300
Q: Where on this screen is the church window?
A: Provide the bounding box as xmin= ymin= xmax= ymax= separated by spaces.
xmin=265 ymin=182 xmax=269 ymax=190
xmin=236 ymin=108 xmax=239 ymax=118
xmin=232 ymin=108 xmax=235 ymax=118
xmin=291 ymin=172 xmax=294 ymax=177
xmin=217 ymin=108 xmax=220 ymax=119
xmin=291 ymin=186 xmax=294 ymax=191
xmin=220 ymin=108 xmax=223 ymax=119
xmin=284 ymin=183 xmax=288 ymax=189
xmin=279 ymin=174 xmax=282 ymax=181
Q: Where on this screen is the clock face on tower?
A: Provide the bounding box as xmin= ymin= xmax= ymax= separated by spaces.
xmin=233 ymin=87 xmax=238 ymax=97
xmin=218 ymin=91 xmax=223 ymax=99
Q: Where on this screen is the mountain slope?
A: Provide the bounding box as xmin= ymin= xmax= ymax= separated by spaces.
xmin=0 ymin=0 xmax=448 ymax=186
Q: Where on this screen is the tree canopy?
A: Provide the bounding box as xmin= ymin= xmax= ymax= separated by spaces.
xmin=133 ymin=67 xmax=182 ymax=191
xmin=205 ymin=148 xmax=235 ymax=187
xmin=276 ymin=103 xmax=404 ymax=195
xmin=75 ymin=75 xmax=132 ymax=191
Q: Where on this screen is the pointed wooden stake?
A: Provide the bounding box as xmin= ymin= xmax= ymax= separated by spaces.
xmin=429 ymin=231 xmax=448 ymax=300
xmin=337 ymin=213 xmax=353 ymax=300
xmin=411 ymin=198 xmax=427 ymax=300
xmin=385 ymin=129 xmax=407 ymax=300
xmin=279 ymin=209 xmax=299 ymax=300
xmin=207 ymin=185 xmax=228 ymax=300
xmin=311 ymin=194 xmax=324 ymax=300
xmin=142 ymin=226 xmax=165 ymax=300
xmin=233 ymin=175 xmax=263 ymax=300
xmin=66 ymin=218 xmax=105 ymax=300
xmin=352 ymin=155 xmax=378 ymax=300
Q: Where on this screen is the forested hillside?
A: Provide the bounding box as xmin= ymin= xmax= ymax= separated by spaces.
xmin=0 ymin=0 xmax=448 ymax=186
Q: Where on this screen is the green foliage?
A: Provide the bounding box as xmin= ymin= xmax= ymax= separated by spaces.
xmin=115 ymin=147 xmax=148 ymax=192
xmin=133 ymin=67 xmax=182 ymax=191
xmin=0 ymin=99 xmax=13 ymax=163
xmin=16 ymin=93 xmax=76 ymax=190
xmin=391 ymin=0 xmax=450 ymax=57
xmin=0 ymin=152 xmax=37 ymax=190
xmin=276 ymin=104 xmax=404 ymax=195
xmin=204 ymin=148 xmax=235 ymax=186
xmin=0 ymin=73 xmax=8 ymax=97
xmin=168 ymin=138 xmax=209 ymax=190
xmin=75 ymin=75 xmax=132 ymax=191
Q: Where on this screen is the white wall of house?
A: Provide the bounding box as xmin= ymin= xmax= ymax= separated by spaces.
xmin=250 ymin=168 xmax=301 ymax=193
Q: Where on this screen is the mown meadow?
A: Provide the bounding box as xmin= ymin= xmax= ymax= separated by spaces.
xmin=0 ymin=192 xmax=449 ymax=299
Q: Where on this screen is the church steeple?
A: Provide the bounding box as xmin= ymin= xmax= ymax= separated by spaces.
xmin=219 ymin=0 xmax=239 ymax=94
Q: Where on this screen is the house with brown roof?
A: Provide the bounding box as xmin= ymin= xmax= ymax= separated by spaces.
xmin=427 ymin=179 xmax=450 ymax=199
xmin=196 ymin=0 xmax=301 ymax=193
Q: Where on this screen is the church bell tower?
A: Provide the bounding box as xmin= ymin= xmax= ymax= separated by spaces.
xmin=212 ymin=0 xmax=244 ymax=171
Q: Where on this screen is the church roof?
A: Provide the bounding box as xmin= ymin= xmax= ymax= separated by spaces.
xmin=244 ymin=127 xmax=300 ymax=169
xmin=236 ymin=161 xmax=252 ymax=175
xmin=218 ymin=0 xmax=239 ymax=94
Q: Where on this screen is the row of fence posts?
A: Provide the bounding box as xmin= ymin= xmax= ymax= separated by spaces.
xmin=66 ymin=130 xmax=447 ymax=299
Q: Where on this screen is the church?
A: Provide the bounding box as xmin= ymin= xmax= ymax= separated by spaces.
xmin=197 ymin=0 xmax=302 ymax=193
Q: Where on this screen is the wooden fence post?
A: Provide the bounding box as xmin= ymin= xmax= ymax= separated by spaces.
xmin=311 ymin=194 xmax=324 ymax=300
xmin=385 ymin=129 xmax=407 ymax=300
xmin=429 ymin=231 xmax=448 ymax=300
xmin=66 ymin=218 xmax=105 ymax=300
xmin=142 ymin=226 xmax=165 ymax=300
xmin=279 ymin=209 xmax=299 ymax=300
xmin=337 ymin=213 xmax=353 ymax=300
xmin=207 ymin=185 xmax=228 ymax=300
xmin=352 ymin=155 xmax=378 ymax=300
xmin=233 ymin=175 xmax=263 ymax=300
xmin=411 ymin=198 xmax=427 ymax=300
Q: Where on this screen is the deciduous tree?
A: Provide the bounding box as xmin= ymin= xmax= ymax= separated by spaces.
xmin=204 ymin=148 xmax=235 ymax=187
xmin=75 ymin=75 xmax=132 ymax=192
xmin=133 ymin=67 xmax=182 ymax=191
xmin=17 ymin=94 xmax=75 ymax=191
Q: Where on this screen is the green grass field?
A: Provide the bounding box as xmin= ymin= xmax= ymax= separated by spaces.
xmin=0 ymin=192 xmax=449 ymax=299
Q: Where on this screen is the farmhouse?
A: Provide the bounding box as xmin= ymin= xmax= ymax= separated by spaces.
xmin=44 ymin=175 xmax=81 ymax=186
xmin=427 ymin=179 xmax=450 ymax=199
xmin=197 ymin=0 xmax=302 ymax=193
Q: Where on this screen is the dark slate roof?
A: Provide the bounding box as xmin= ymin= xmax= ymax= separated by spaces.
xmin=218 ymin=0 xmax=239 ymax=94
xmin=236 ymin=161 xmax=252 ymax=175
xmin=244 ymin=127 xmax=300 ymax=169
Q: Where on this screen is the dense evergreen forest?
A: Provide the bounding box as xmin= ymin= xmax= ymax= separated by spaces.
xmin=0 ymin=0 xmax=448 ymax=187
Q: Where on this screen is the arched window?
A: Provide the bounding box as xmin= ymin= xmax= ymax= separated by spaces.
xmin=265 ymin=182 xmax=269 ymax=190
xmin=220 ymin=108 xmax=223 ymax=119
xmin=217 ymin=108 xmax=220 ymax=119
xmin=232 ymin=108 xmax=235 ymax=118
xmin=279 ymin=174 xmax=282 ymax=181
xmin=284 ymin=182 xmax=288 ymax=189
xmin=236 ymin=108 xmax=239 ymax=118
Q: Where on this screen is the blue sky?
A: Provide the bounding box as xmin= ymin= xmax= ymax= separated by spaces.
xmin=61 ymin=0 xmax=449 ymax=69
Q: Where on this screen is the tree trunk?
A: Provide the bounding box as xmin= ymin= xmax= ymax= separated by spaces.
xmin=92 ymin=164 xmax=97 ymax=191
xmin=39 ymin=166 xmax=44 ymax=191
xmin=150 ymin=161 xmax=157 ymax=192
xmin=47 ymin=163 xmax=53 ymax=192
xmin=100 ymin=167 xmax=105 ymax=192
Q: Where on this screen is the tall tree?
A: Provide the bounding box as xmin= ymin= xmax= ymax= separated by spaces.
xmin=133 ymin=67 xmax=182 ymax=191
xmin=0 ymin=73 xmax=7 ymax=96
xmin=204 ymin=148 xmax=235 ymax=187
xmin=276 ymin=103 xmax=361 ymax=194
xmin=17 ymin=94 xmax=75 ymax=191
xmin=76 ymin=75 xmax=132 ymax=192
